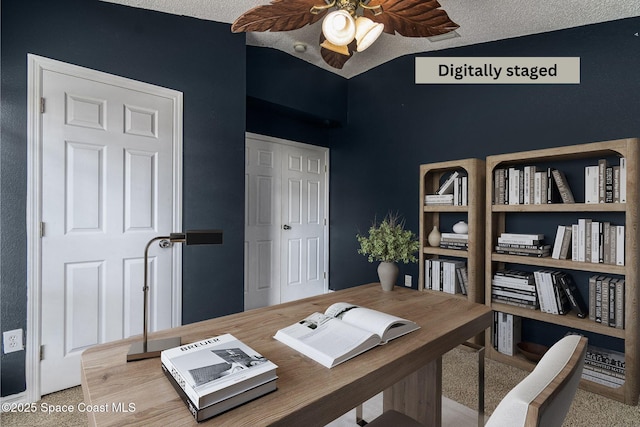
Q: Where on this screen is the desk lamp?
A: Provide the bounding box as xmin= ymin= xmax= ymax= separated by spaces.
xmin=127 ymin=230 xmax=223 ymax=362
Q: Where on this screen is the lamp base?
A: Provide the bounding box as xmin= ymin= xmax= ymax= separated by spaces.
xmin=127 ymin=336 xmax=182 ymax=362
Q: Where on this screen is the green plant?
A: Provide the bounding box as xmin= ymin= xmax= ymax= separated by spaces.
xmin=357 ymin=212 xmax=420 ymax=263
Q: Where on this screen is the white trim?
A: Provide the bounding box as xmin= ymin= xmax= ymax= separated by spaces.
xmin=245 ymin=132 xmax=330 ymax=296
xmin=25 ymin=54 xmax=183 ymax=402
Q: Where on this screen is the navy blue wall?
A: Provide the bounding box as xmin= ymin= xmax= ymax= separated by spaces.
xmin=1 ymin=0 xmax=251 ymax=396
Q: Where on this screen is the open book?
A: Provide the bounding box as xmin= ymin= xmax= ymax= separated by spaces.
xmin=273 ymin=302 xmax=419 ymax=368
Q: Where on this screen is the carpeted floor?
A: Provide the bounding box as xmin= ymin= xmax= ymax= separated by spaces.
xmin=2 ymin=347 xmax=639 ymax=426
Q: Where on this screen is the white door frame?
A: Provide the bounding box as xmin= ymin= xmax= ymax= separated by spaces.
xmin=244 ymin=132 xmax=330 ymax=307
xmin=24 ymin=54 xmax=183 ymax=403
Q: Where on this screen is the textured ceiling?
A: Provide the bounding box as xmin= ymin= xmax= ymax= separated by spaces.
xmin=100 ymin=0 xmax=639 ymax=79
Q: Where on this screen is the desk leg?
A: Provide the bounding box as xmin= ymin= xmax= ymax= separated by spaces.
xmin=383 ymin=357 xmax=442 ymax=427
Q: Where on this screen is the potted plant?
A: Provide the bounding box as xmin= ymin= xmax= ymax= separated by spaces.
xmin=356 ymin=212 xmax=420 ymax=291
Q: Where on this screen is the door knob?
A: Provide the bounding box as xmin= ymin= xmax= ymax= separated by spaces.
xmin=159 ymin=239 xmax=173 ymax=248
xmin=283 ymin=224 xmax=291 ymax=230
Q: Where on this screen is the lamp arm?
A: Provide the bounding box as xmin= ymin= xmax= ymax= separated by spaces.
xmin=142 ymin=236 xmax=171 ymax=353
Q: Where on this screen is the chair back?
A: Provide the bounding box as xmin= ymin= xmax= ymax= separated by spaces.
xmin=485 ymin=335 xmax=588 ymax=427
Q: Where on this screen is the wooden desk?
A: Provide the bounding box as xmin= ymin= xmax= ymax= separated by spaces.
xmin=81 ymin=284 xmax=491 ymax=426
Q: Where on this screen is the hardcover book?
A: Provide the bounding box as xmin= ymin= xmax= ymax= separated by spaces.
xmin=162 ymin=364 xmax=277 ymax=422
xmin=274 ymin=302 xmax=419 ymax=368
xmin=161 ymin=334 xmax=278 ymax=410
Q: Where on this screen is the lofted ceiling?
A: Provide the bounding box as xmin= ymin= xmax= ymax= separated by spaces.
xmin=100 ymin=0 xmax=639 ymax=79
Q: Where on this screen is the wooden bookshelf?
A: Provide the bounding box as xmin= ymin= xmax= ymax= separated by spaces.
xmin=419 ymin=158 xmax=485 ymax=309
xmin=485 ymin=138 xmax=639 ymax=405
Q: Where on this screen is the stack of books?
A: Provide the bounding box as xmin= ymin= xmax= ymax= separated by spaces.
xmin=496 ymin=233 xmax=550 ymax=257
xmin=588 ymin=275 xmax=625 ymax=329
xmin=582 ymin=344 xmax=625 ymax=389
xmin=161 ymin=333 xmax=278 ymax=422
xmin=491 ymin=270 xmax=539 ymax=310
xmin=439 ymin=232 xmax=468 ymax=250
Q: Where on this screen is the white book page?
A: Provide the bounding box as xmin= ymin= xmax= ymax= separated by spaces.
xmin=324 ymin=302 xmax=419 ymax=342
xmin=275 ymin=312 xmax=378 ymax=367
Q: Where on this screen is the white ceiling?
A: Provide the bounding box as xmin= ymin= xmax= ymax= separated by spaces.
xmin=101 ymin=0 xmax=639 ymax=79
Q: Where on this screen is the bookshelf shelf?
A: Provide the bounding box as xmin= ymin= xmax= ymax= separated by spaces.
xmin=485 ymin=138 xmax=639 ymax=405
xmin=419 ymin=158 xmax=485 ymax=307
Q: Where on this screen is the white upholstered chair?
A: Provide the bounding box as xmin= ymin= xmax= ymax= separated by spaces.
xmin=364 ymin=335 xmax=588 ymax=427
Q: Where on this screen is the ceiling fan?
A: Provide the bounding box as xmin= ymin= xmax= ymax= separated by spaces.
xmin=232 ymin=0 xmax=459 ymax=69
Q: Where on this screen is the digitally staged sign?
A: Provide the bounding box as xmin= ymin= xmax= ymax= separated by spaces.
xmin=415 ymin=57 xmax=580 ymax=84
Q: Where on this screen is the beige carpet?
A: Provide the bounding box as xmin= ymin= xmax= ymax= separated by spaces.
xmin=2 ymin=347 xmax=639 ymax=426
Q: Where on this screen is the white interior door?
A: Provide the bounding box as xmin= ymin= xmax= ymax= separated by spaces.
xmin=280 ymin=144 xmax=327 ymax=302
xmin=245 ymin=134 xmax=328 ymax=310
xmin=34 ymin=57 xmax=182 ymax=395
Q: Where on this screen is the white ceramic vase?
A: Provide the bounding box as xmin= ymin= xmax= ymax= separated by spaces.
xmin=453 ymin=221 xmax=469 ymax=234
xmin=377 ymin=262 xmax=398 ymax=291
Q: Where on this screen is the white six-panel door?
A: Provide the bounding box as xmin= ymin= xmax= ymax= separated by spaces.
xmin=30 ymin=56 xmax=183 ymax=395
xmin=245 ymin=134 xmax=328 ymax=310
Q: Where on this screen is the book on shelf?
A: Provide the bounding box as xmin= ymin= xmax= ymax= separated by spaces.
xmin=588 ymin=275 xmax=625 ymax=329
xmin=273 ymin=302 xmax=419 ymax=368
xmin=495 ymin=246 xmax=550 ymax=257
xmin=584 ymin=165 xmax=599 ymax=204
xmin=160 ymin=334 xmax=278 ymax=416
xmin=551 ymin=225 xmax=572 ymax=260
xmin=497 ymin=233 xmax=545 ymax=246
xmin=436 ymin=171 xmax=460 ymax=195
xmin=162 ymin=364 xmax=277 ymax=422
xmin=492 ymin=312 xmax=521 ymax=356
xmin=550 ymin=169 xmax=575 ymax=203
xmin=598 ymin=159 xmax=609 ymax=203
xmin=556 ymin=273 xmax=588 ymax=319
xmin=619 ymin=157 xmax=627 ymax=203
xmin=425 ymin=194 xmax=454 ymax=205
xmin=426 ymin=259 xmax=467 ymax=294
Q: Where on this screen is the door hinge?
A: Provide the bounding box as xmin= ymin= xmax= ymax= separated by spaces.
xmin=323 ymin=218 xmax=327 ymax=226
xmin=40 ymin=97 xmax=45 ymax=114
xmin=40 ymin=345 xmax=45 ymax=361
xmin=40 ymin=222 xmax=45 ymax=238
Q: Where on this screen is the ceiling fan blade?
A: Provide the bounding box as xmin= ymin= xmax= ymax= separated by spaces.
xmin=365 ymin=0 xmax=459 ymax=37
xmin=232 ymin=0 xmax=328 ymax=33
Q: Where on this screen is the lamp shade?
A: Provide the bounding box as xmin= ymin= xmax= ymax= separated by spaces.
xmin=354 ymin=17 xmax=384 ymax=52
xmin=322 ymin=10 xmax=356 ymax=46
xmin=169 ymin=229 xmax=223 ymax=245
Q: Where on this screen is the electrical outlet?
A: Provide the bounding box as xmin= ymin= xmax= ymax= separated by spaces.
xmin=404 ymin=275 xmax=412 ymax=287
xmin=3 ymin=329 xmax=24 ymax=354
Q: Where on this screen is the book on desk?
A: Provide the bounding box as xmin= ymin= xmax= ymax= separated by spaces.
xmin=274 ymin=302 xmax=419 ymax=368
xmin=161 ymin=333 xmax=277 ymax=422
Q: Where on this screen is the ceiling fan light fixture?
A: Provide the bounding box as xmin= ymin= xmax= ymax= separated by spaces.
xmin=320 ymin=39 xmax=351 ymax=56
xmin=322 ymin=10 xmax=356 ymax=46
xmin=354 ymin=17 xmax=384 ymax=52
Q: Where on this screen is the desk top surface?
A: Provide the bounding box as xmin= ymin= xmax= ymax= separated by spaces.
xmin=81 ymin=284 xmax=491 ymax=426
